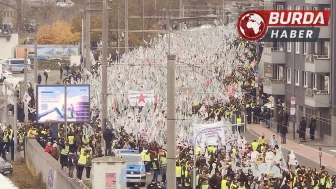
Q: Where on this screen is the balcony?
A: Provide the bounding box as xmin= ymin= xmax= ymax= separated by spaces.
xmin=305 ymin=88 xmax=330 ymax=108
xmin=305 ymin=54 xmax=330 ymax=73
xmin=263 ymin=79 xmax=285 ymax=95
xmin=318 ymin=26 xmax=330 ymax=38
xmin=305 ymin=0 xmax=330 ymax=4
xmin=262 ymin=47 xmax=285 ymax=64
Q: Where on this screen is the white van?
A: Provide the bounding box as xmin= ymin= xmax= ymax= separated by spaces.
xmin=1 ymin=58 xmax=32 ymax=73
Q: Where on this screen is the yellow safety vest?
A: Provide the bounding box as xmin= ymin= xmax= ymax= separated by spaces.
xmin=61 ymin=145 xmax=69 ymax=155
xmin=196 ymin=174 xmax=199 ymax=186
xmin=68 ymin=136 xmax=74 ymax=144
xmin=3 ymin=134 xmax=8 ymax=142
xmin=202 ymin=184 xmax=209 ymax=189
xmin=176 ymin=166 xmax=182 ymax=177
xmin=161 ymin=158 xmax=167 ymax=167
xmin=141 ymin=151 xmax=146 ymax=161
xmin=251 ymin=142 xmax=258 ymax=151
xmin=313 ymin=180 xmax=319 ymax=189
xmin=152 ymin=160 xmax=157 ymax=169
xmin=320 ymin=177 xmax=326 ymax=185
xmin=221 ymin=180 xmax=228 ymax=189
xmin=19 ymin=134 xmax=24 ymax=143
xmin=8 ymin=134 xmax=12 ymax=140
xmin=41 ymin=130 xmax=47 ymax=135
xmin=184 ymin=170 xmax=188 ymax=177
xmin=237 ymin=118 xmax=241 ymax=124
xmin=82 ymin=136 xmax=89 ymax=143
xmin=231 ymin=183 xmax=237 ymax=189
xmin=144 ymin=154 xmax=151 ymax=162
xmin=78 ymin=155 xmax=87 ymax=165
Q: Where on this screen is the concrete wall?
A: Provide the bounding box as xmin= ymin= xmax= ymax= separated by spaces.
xmin=25 ymin=137 xmax=84 ymax=189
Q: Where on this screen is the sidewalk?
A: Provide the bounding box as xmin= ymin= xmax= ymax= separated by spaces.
xmin=247 ymin=124 xmax=336 ymax=171
xmin=258 ymin=121 xmax=336 ymax=155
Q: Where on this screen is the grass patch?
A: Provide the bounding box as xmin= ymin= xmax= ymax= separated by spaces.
xmin=7 ymin=158 xmax=46 ymax=189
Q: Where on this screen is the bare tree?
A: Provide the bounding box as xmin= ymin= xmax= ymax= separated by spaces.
xmin=0 ymin=0 xmax=22 ymax=32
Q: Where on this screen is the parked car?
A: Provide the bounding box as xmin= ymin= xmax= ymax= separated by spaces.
xmin=1 ymin=58 xmax=32 ymax=73
xmin=0 ymin=157 xmax=13 ymax=175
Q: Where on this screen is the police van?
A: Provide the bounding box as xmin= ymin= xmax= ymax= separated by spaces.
xmin=115 ymin=149 xmax=146 ymax=186
xmin=1 ymin=58 xmax=32 ymax=73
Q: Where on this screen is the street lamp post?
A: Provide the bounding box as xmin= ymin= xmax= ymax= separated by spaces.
xmin=319 ymin=147 xmax=322 ymax=168
xmin=192 ymin=123 xmax=245 ymax=189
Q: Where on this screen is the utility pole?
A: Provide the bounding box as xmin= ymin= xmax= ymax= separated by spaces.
xmin=85 ymin=0 xmax=91 ymax=83
xmin=24 ymin=49 xmax=28 ymax=123
xmin=117 ymin=2 xmax=120 ymax=63
xmin=179 ymin=0 xmax=183 ymax=30
xmin=125 ymin=0 xmax=129 ymax=53
xmin=167 ymin=54 xmax=176 ymax=189
xmin=4 ymin=86 xmax=7 ymax=125
xmin=101 ymin=0 xmax=109 ymax=132
xmin=33 ymin=33 xmax=38 ymax=85
xmin=13 ymin=95 xmax=17 ymax=161
xmin=64 ymin=84 xmax=68 ymax=139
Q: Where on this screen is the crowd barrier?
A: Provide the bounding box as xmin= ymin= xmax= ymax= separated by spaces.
xmin=24 ymin=137 xmax=85 ymax=189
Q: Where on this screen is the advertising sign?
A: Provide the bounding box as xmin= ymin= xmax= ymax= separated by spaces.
xmin=36 ymin=85 xmax=90 ymax=123
xmin=106 ymin=173 xmax=116 ymax=188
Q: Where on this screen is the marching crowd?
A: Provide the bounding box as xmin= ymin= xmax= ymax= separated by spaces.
xmin=0 ymin=23 xmax=333 ymax=189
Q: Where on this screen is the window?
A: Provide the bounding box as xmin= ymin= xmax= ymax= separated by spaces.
xmin=324 ymin=76 xmax=329 ymax=93
xmin=295 ymin=6 xmax=300 ymax=54
xmin=315 ymin=41 xmax=318 ymax=54
xmin=303 ymin=40 xmax=308 ymax=54
xmin=295 ymin=70 xmax=300 ymax=86
xmin=323 ymin=41 xmax=330 ymax=57
xmin=303 ymin=71 xmax=308 ymax=87
xmin=312 ymin=7 xmax=318 ymax=10
xmin=287 ymin=68 xmax=291 ymax=84
xmin=287 ymin=6 xmax=291 ymax=52
xmin=276 ymin=5 xmax=284 ymax=10
xmin=312 ymin=74 xmax=317 ymax=89
xmin=277 ymin=66 xmax=284 ymax=80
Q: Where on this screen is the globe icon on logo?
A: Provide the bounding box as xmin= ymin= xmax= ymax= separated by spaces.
xmin=237 ymin=11 xmax=267 ymax=41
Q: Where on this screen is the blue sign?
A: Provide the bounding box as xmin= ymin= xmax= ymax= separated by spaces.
xmin=254 ymin=68 xmax=259 ymax=74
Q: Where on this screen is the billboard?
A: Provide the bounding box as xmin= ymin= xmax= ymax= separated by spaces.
xmin=36 ymin=85 xmax=90 ymax=123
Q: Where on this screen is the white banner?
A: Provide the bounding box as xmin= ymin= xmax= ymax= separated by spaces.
xmin=128 ymin=90 xmax=155 ymax=107
xmin=193 ymin=121 xmax=232 ymax=147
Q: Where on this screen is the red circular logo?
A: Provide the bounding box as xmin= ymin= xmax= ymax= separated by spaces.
xmin=237 ymin=11 xmax=268 ymax=41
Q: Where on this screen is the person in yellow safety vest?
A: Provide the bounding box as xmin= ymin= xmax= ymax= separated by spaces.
xmin=76 ymin=151 xmax=87 ymax=181
xmin=152 ymin=157 xmax=159 ymax=182
xmin=144 ymin=151 xmax=151 ymax=173
xmin=60 ymin=140 xmax=69 ymax=170
xmin=18 ymin=132 xmax=24 ymax=151
xmin=257 ymin=134 xmax=267 ymax=145
xmin=141 ymin=149 xmax=147 ymax=162
xmin=67 ymin=132 xmax=75 ymax=150
xmin=3 ymin=130 xmax=9 ymax=152
xmin=160 ymin=155 xmax=167 ymax=182
xmin=80 ymin=143 xmax=87 ymax=155
xmin=320 ymin=173 xmax=327 ymax=189
xmin=230 ymin=179 xmax=238 ymax=189
xmin=82 ymin=135 xmax=89 ymax=144
xmin=326 ymin=175 xmax=332 ymax=189
xmin=251 ymin=140 xmax=258 ymax=151
xmin=231 ymin=146 xmax=237 ymax=157
xmin=176 ymin=162 xmax=182 ymax=185
xmin=312 ymin=176 xmax=319 ymax=189
xmin=221 ymin=176 xmax=229 ymax=189
xmin=27 ymin=128 xmax=34 ymax=136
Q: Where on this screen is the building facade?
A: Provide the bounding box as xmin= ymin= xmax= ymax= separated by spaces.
xmin=261 ymin=0 xmax=336 ymax=142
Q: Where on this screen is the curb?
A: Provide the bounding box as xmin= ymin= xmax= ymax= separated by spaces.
xmin=246 ymin=126 xmax=336 ymax=172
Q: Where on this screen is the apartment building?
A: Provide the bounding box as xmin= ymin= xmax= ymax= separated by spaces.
xmin=261 ymin=0 xmax=336 ymax=142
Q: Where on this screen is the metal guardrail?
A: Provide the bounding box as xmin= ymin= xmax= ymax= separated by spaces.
xmin=305 ymin=54 xmax=329 ymax=63
xmin=305 ymin=88 xmax=329 ymax=98
xmin=263 ymin=47 xmax=284 ymax=55
xmin=264 ymin=79 xmax=285 ymax=86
